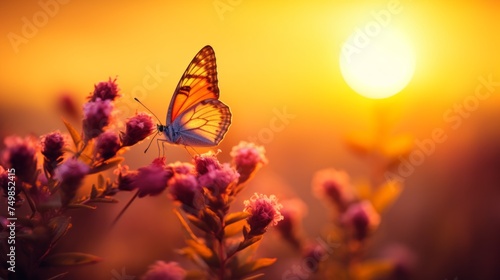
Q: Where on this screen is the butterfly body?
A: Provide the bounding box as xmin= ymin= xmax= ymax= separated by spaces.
xmin=159 ymin=45 xmax=231 ymax=147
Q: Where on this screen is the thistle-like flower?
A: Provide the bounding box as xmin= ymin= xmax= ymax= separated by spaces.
xmin=55 ymin=158 xmax=90 ymax=205
xmin=340 ymin=200 xmax=380 ymax=240
xmin=141 ymin=261 xmax=186 ymax=280
xmin=312 ymin=168 xmax=354 ymax=212
xmin=82 ymin=98 xmax=113 ymax=141
xmin=169 ymin=173 xmax=204 ymax=213
xmin=89 ymin=77 xmax=120 ymax=101
xmin=244 ymin=193 xmax=283 ymax=237
xmin=230 ymin=141 xmax=267 ymax=184
xmin=198 ymin=163 xmax=239 ymax=195
xmin=133 ymin=160 xmax=171 ymax=197
xmin=41 ymin=131 xmax=66 ymax=176
xmin=2 ymin=136 xmax=38 ymax=183
xmin=121 ymin=112 xmax=155 ymax=147
xmin=95 ymin=131 xmax=121 ymax=160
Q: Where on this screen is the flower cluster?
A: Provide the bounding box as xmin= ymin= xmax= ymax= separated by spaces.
xmin=0 ymin=78 xmax=158 ymax=280
xmin=135 ymin=142 xmax=282 ymax=279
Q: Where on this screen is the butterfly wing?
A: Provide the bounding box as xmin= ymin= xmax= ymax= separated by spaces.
xmin=168 ymin=99 xmax=231 ymax=146
xmin=167 ymin=45 xmax=220 ymax=125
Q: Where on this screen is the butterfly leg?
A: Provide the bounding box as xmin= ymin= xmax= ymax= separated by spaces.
xmin=156 ymin=139 xmax=169 ymax=158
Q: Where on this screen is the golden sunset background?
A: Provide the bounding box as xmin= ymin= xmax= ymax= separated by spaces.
xmin=1 ymin=1 xmax=500 ymax=279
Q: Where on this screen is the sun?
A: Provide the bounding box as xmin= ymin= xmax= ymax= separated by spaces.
xmin=339 ymin=28 xmax=416 ymax=99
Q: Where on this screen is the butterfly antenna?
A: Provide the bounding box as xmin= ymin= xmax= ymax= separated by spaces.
xmin=144 ymin=133 xmax=159 ymax=153
xmin=134 ymin=98 xmax=163 ymax=124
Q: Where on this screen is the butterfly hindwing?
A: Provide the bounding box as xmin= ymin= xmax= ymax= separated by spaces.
xmin=169 ymin=99 xmax=231 ymax=146
xmin=167 ymin=45 xmax=220 ymax=125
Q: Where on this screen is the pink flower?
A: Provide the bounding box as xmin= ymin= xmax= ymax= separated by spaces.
xmin=55 ymin=158 xmax=90 ymax=205
xmin=41 ymin=131 xmax=65 ymax=162
xmin=244 ymin=193 xmax=283 ymax=236
xmin=96 ymin=131 xmax=121 ymax=160
xmin=121 ymin=112 xmax=155 ymax=147
xmin=340 ymin=200 xmax=380 ymax=240
xmin=133 ymin=161 xmax=171 ymax=197
xmin=58 ymin=93 xmax=80 ymax=120
xmin=312 ymin=168 xmax=354 ymax=212
xmin=141 ymin=261 xmax=186 ymax=280
xmin=167 ymin=161 xmax=195 ymax=175
xmin=194 ymin=151 xmax=221 ymax=175
xmin=198 ymin=163 xmax=239 ymax=195
xmin=2 ymin=136 xmax=38 ymax=183
xmin=169 ymin=173 xmax=204 ymax=212
xmin=381 ymin=244 xmax=416 ymax=280
xmin=230 ymin=141 xmax=268 ymax=184
xmin=41 ymin=131 xmax=66 ymax=176
xmin=90 ymin=77 xmax=120 ymax=101
xmin=275 ymin=198 xmax=307 ymax=248
xmin=115 ymin=165 xmax=138 ymax=191
xmin=82 ymin=99 xmax=113 ymax=141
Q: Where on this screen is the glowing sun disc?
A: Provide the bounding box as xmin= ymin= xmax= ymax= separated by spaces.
xmin=339 ymin=28 xmax=416 ymax=99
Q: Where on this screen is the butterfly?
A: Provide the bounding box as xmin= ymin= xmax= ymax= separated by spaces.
xmin=155 ymin=45 xmax=232 ymax=147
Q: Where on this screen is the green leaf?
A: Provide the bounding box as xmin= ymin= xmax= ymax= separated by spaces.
xmin=173 ymin=209 xmax=199 ymax=241
xmin=48 ymin=216 xmax=72 ymax=245
xmin=201 ymin=208 xmax=221 ymax=233
xmin=62 ymin=118 xmax=81 ymax=147
xmin=176 ymin=247 xmax=209 ymax=270
xmin=186 ymin=240 xmax=219 ymax=266
xmin=224 ymin=211 xmax=251 ymax=226
xmin=240 ymin=258 xmax=276 ymax=274
xmin=88 ymin=197 xmax=119 ymax=203
xmin=97 ymin=174 xmax=105 ymax=188
xmin=238 ymin=235 xmax=262 ymax=252
xmin=41 ymin=252 xmax=102 ymax=266
xmin=186 ymin=213 xmax=210 ymax=233
xmin=67 ymin=203 xmax=97 ymax=210
xmin=90 ymin=184 xmax=98 ymax=199
xmin=89 ymin=157 xmax=124 ymax=174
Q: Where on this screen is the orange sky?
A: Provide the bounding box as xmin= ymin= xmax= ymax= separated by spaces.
xmin=1 ymin=0 xmax=499 ymax=194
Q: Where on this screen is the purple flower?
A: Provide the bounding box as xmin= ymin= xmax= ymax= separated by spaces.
xmin=312 ymin=168 xmax=354 ymax=212
xmin=141 ymin=261 xmax=186 ymax=280
xmin=121 ymin=112 xmax=155 ymax=147
xmin=41 ymin=131 xmax=65 ymax=161
xmin=340 ymin=200 xmax=380 ymax=240
xmin=231 ymin=141 xmax=267 ymax=184
xmin=55 ymin=158 xmax=90 ymax=205
xmin=275 ymin=198 xmax=307 ymax=248
xmin=58 ymin=93 xmax=80 ymax=120
xmin=90 ymin=77 xmax=120 ymax=101
xmin=381 ymin=244 xmax=416 ymax=280
xmin=2 ymin=136 xmax=38 ymax=183
xmin=169 ymin=173 xmax=204 ymax=211
xmin=96 ymin=131 xmax=121 ymax=160
xmin=167 ymin=161 xmax=195 ymax=175
xmin=82 ymin=99 xmax=113 ymax=141
xmin=133 ymin=161 xmax=171 ymax=197
xmin=198 ymin=163 xmax=239 ymax=195
xmin=115 ymin=165 xmax=138 ymax=191
xmin=244 ymin=193 xmax=283 ymax=236
xmin=41 ymin=131 xmax=65 ymax=176
xmin=194 ymin=151 xmax=221 ymax=175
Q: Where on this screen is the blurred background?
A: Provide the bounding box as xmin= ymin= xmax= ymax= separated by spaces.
xmin=1 ymin=1 xmax=500 ymax=279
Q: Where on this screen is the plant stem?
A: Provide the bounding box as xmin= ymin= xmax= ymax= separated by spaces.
xmin=110 ymin=189 xmax=139 ymax=229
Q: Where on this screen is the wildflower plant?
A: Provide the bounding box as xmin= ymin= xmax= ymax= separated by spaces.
xmin=0 ymin=78 xmax=155 ymax=279
xmin=0 ymin=78 xmax=283 ymax=280
xmin=143 ymin=144 xmax=284 ymax=280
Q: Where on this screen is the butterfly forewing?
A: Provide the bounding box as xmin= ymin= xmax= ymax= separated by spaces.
xmin=167 ymin=45 xmax=220 ymax=124
xmin=171 ymin=99 xmax=231 ymax=146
